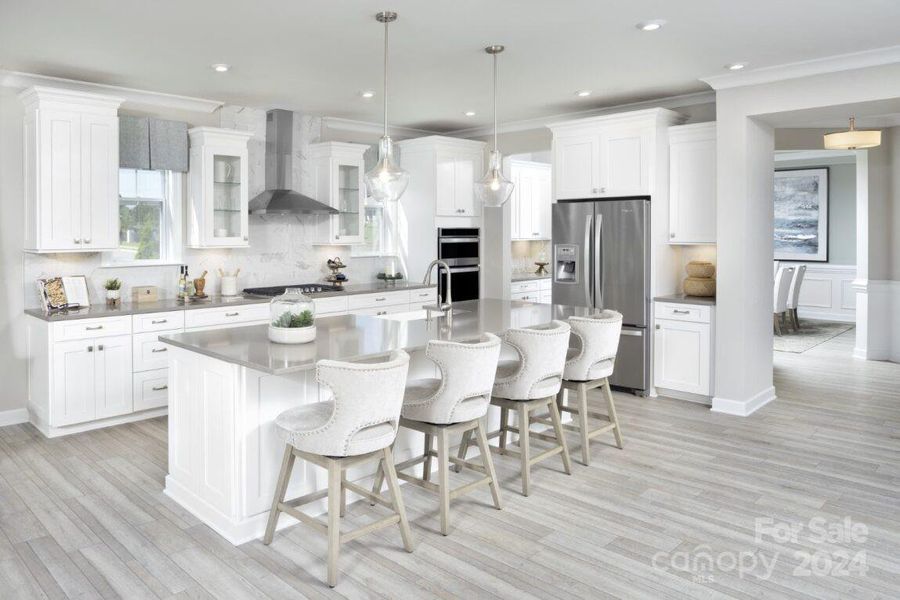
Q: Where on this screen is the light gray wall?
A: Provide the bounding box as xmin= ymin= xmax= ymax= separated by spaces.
xmin=775 ymin=158 xmax=856 ymax=264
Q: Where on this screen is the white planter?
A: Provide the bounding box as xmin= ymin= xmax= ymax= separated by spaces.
xmin=106 ymin=289 xmax=120 ymax=300
xmin=268 ymin=325 xmax=316 ymax=344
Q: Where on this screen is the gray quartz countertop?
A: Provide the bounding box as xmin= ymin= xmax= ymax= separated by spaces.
xmin=511 ymin=273 xmax=551 ymax=282
xmin=24 ymin=282 xmax=437 ymax=322
xmin=654 ymin=294 xmax=716 ymax=306
xmin=160 ymin=298 xmax=594 ymax=376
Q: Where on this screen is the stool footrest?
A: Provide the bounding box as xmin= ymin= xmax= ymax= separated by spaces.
xmin=341 ymin=514 xmax=401 ymax=544
xmin=448 ymin=477 xmax=492 ymax=500
xmin=343 ymin=481 xmax=394 ymax=510
xmin=396 ymin=470 xmax=441 ymax=493
xmin=278 ymin=504 xmax=328 ymax=536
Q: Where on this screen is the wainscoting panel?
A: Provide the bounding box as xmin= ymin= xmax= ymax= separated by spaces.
xmin=795 ymin=264 xmax=856 ymax=323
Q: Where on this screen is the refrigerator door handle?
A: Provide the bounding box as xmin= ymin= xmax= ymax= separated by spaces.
xmin=583 ymin=214 xmax=592 ymax=307
xmin=594 ymin=213 xmax=603 ymax=309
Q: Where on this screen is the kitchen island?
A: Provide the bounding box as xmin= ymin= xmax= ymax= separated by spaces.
xmin=159 ymin=298 xmax=591 ymax=545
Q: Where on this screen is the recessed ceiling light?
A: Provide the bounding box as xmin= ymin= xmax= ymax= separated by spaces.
xmin=464 ymin=111 xmax=476 ymax=117
xmin=726 ymin=63 xmax=747 ymax=71
xmin=211 ymin=63 xmax=230 ymax=73
xmin=360 ymin=90 xmax=375 ymax=98
xmin=636 ymin=20 xmax=665 ymax=31
xmin=575 ymin=90 xmax=592 ymax=97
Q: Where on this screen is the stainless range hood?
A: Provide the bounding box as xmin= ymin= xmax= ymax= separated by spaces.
xmin=249 ymin=109 xmax=338 ymax=216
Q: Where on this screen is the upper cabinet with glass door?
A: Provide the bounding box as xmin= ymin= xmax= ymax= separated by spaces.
xmin=309 ymin=142 xmax=368 ymax=245
xmin=186 ymin=127 xmax=253 ymax=248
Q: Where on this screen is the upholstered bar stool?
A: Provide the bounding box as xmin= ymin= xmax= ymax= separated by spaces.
xmin=372 ymin=333 xmax=503 ymax=535
xmin=263 ymin=351 xmax=413 ymax=588
xmin=553 ymin=311 xmax=624 ymax=466
xmin=459 ymin=320 xmax=573 ymax=496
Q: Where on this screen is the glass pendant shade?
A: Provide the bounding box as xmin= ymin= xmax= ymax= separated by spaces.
xmin=824 ymin=117 xmax=881 ymax=150
xmin=365 ymin=135 xmax=409 ymax=202
xmin=475 ymin=150 xmax=514 ymax=207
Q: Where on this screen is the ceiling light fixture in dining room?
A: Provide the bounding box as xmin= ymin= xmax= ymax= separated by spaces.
xmin=823 ymin=117 xmax=882 ymax=150
xmin=364 ymin=11 xmax=410 ymax=203
xmin=474 ymin=45 xmax=514 ymax=208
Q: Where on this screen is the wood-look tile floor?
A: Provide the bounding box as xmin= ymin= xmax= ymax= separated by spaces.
xmin=2 ymin=329 xmax=899 ymax=599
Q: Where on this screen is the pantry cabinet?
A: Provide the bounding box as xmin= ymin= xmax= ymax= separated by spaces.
xmin=20 ymin=87 xmax=123 ymax=253
xmin=549 ymin=108 xmax=683 ymax=201
xmin=186 ymin=127 xmax=253 ymax=248
xmin=668 ymin=122 xmax=717 ymax=244
xmin=510 ymin=159 xmax=551 ymax=240
xmin=309 ymin=142 xmax=368 ymax=245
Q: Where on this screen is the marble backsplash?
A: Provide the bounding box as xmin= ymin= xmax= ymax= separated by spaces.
xmin=23 ymin=106 xmax=388 ymax=308
xmin=511 ymin=239 xmax=551 ymax=276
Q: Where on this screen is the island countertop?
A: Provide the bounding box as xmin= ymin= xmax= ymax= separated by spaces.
xmin=159 ymin=298 xmax=593 ymax=375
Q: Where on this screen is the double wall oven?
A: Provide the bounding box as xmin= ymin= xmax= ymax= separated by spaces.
xmin=437 ymin=228 xmax=480 ymax=303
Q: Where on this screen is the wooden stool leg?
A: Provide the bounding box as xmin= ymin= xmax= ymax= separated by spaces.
xmin=454 ymin=429 xmax=473 ymax=473
xmin=578 ymin=383 xmax=591 ymax=466
xmin=326 ymin=461 xmax=341 ymax=588
xmin=604 ymin=379 xmax=624 ymax=449
xmin=370 ymin=460 xmax=385 ymax=505
xmin=382 ymin=446 xmax=414 ymax=552
xmin=498 ymin=406 xmax=509 ymax=452
xmin=423 ymin=433 xmax=433 ymax=481
xmin=519 ymin=404 xmax=531 ymax=496
xmin=475 ymin=421 xmax=503 ymax=510
xmin=263 ymin=445 xmax=295 ymax=545
xmin=548 ymin=397 xmax=572 ymax=475
xmin=340 ymin=472 xmax=347 ymax=517
xmin=437 ymin=428 xmax=451 ymax=535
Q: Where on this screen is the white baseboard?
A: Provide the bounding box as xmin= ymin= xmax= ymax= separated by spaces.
xmin=0 ymin=408 xmax=29 ymax=427
xmin=796 ymin=310 xmax=854 ymax=324
xmin=711 ymin=386 xmax=776 ymax=416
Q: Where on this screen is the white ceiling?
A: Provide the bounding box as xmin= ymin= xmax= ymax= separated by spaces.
xmin=2 ymin=0 xmax=899 ymax=132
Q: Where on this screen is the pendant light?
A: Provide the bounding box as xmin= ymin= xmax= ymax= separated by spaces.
xmin=474 ymin=45 xmax=514 ymax=208
xmin=364 ymin=11 xmax=409 ymax=203
xmin=824 ymin=117 xmax=881 ymax=150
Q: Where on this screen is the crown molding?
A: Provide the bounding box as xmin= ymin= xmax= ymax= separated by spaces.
xmin=321 ymin=116 xmax=442 ymax=140
xmin=701 ymin=45 xmax=900 ymax=91
xmin=774 ymin=149 xmax=857 ymax=164
xmin=445 ymin=90 xmax=716 ymax=138
xmin=0 ymin=70 xmax=223 ymax=113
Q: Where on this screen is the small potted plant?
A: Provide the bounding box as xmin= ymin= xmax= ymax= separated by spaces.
xmin=104 ymin=278 xmax=122 ymax=307
xmin=268 ymin=288 xmax=317 ymax=344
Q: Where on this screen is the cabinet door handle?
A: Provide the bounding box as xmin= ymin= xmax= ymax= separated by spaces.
xmin=243 ymin=236 xmax=249 ymax=241
xmin=377 ymin=311 xmax=387 ymax=315
xmin=151 ymin=348 xmax=168 ymax=353
xmin=672 ymin=309 xmax=690 ymax=314
xmin=97 ymin=345 xmax=104 ymax=351
xmin=670 ymin=233 xmax=676 ymax=239
xmin=87 ymin=345 xmax=93 ymax=352
xmin=225 ymin=312 xmax=239 ymax=317
xmin=152 ymin=385 xmax=168 ymax=391
xmin=655 ymin=325 xmax=661 ymax=330
xmin=375 ymin=297 xmax=386 ymax=302
xmin=600 ymin=187 xmax=606 ymax=193
xmin=85 ymin=325 xmax=103 ymax=331
xmin=151 ymin=319 xmax=168 ymax=324
xmin=73 ymin=238 xmax=82 ymax=244
xmin=591 ymin=188 xmax=599 ymax=194
xmin=83 ymin=238 xmax=91 ymax=244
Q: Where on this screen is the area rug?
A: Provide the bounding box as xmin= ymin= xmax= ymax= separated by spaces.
xmin=773 ymin=320 xmax=853 ymax=353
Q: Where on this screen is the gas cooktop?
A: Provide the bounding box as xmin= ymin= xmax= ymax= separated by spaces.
xmin=242 ymin=284 xmax=344 ymax=297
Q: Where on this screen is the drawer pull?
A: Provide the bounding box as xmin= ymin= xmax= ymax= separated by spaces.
xmin=151 ymin=348 xmax=168 ymax=353
xmin=97 ymin=345 xmax=104 ymax=351
xmin=152 ymin=385 xmax=168 ymax=391
xmin=151 ymin=319 xmax=168 ymax=324
xmin=225 ymin=312 xmax=240 ymax=317
xmin=375 ymin=297 xmax=386 ymax=302
xmin=85 ymin=325 xmax=103 ymax=330
xmin=672 ymin=309 xmax=690 ymax=314
xmin=87 ymin=345 xmax=93 ymax=352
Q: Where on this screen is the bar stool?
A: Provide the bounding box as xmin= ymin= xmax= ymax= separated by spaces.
xmin=459 ymin=320 xmax=573 ymax=496
xmin=372 ymin=333 xmax=503 ymax=536
xmin=555 ymin=311 xmax=624 ymax=466
xmin=263 ymin=351 xmax=413 ymax=588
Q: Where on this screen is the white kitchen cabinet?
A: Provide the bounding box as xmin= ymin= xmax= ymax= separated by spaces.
xmin=653 ymin=301 xmax=714 ymax=401
xmin=435 ymin=149 xmax=482 ymax=217
xmin=186 ymin=127 xmax=253 ymax=248
xmin=21 ymin=87 xmax=123 ymax=253
xmin=668 ymin=122 xmax=717 ymax=244
xmin=510 ymin=160 xmax=552 ymax=240
xmin=50 ymin=334 xmax=133 ymax=427
xmin=549 ymin=109 xmax=684 ymax=201
xmin=309 ymin=142 xmax=368 ymax=245
xmin=511 ymin=278 xmax=551 ymax=303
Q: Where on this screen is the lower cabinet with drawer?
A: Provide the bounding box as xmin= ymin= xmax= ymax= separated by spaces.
xmin=511 ymin=278 xmax=551 ymax=304
xmin=653 ymin=300 xmax=715 ymax=404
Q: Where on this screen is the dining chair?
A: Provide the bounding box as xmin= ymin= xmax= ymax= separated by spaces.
xmin=785 ymin=265 xmax=806 ymax=331
xmin=773 ymin=266 xmax=795 ymax=336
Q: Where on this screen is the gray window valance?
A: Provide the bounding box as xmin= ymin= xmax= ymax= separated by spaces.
xmin=119 ymin=115 xmax=188 ymax=172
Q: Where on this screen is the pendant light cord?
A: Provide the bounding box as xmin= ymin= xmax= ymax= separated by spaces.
xmin=383 ymin=19 xmax=389 ymax=137
xmin=492 ymin=52 xmax=498 ymax=152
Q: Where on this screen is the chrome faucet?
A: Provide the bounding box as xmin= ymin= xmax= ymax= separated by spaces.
xmin=422 ymin=259 xmax=452 ymax=315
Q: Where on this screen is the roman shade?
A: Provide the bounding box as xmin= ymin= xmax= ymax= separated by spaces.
xmin=119 ymin=116 xmax=188 ymax=172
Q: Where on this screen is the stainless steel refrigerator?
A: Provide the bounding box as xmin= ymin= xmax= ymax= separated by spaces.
xmin=552 ymin=198 xmax=650 ymax=394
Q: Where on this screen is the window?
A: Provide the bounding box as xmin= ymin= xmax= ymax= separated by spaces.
xmin=352 ymin=197 xmax=398 ymax=258
xmin=104 ymin=168 xmax=182 ymax=266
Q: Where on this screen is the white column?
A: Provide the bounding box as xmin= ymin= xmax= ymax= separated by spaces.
xmin=711 ymin=97 xmax=776 ymax=416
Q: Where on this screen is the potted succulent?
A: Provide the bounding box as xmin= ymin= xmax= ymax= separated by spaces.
xmin=104 ymin=278 xmax=122 ymax=307
xmin=268 ymin=288 xmax=317 ymax=344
